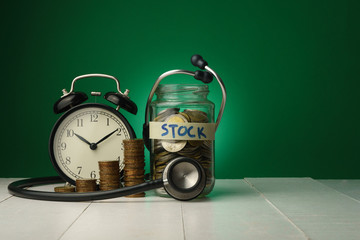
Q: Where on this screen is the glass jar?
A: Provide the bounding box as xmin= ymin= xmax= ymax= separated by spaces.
xmin=149 ymin=84 xmax=215 ymax=197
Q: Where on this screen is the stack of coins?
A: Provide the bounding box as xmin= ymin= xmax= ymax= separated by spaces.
xmin=152 ymin=108 xmax=213 ymax=187
xmin=99 ymin=160 xmax=121 ymax=191
xmin=54 ymin=185 xmax=75 ymax=193
xmin=76 ymin=179 xmax=97 ymax=192
xmin=123 ymin=139 xmax=146 ymax=198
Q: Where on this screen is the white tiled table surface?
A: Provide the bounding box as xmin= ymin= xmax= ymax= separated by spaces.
xmin=1 ymin=178 xmax=359 ymax=240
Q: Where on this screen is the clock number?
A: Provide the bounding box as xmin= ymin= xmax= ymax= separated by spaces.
xmin=67 ymin=129 xmax=74 ymax=137
xmin=107 ymin=118 xmax=110 ymax=126
xmin=90 ymin=171 xmax=96 ymax=179
xmin=77 ymin=166 xmax=82 ymax=174
xmin=90 ymin=114 xmax=98 ymax=122
xmin=61 ymin=142 xmax=67 ymax=150
xmin=77 ymin=119 xmax=84 ymax=127
xmin=65 ymin=156 xmax=71 ymax=165
xmin=117 ymin=128 xmax=122 ymax=136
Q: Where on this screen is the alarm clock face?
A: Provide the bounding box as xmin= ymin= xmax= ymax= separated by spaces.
xmin=49 ymin=103 xmax=136 ymax=184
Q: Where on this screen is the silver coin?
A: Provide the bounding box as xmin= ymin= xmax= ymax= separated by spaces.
xmin=154 ymin=108 xmax=180 ymax=122
xmin=161 ymin=114 xmax=188 ymax=152
xmin=162 ymin=140 xmax=187 ymax=153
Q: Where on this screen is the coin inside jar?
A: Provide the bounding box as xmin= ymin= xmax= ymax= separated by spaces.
xmin=161 ymin=114 xmax=188 ymax=152
xmin=183 ymin=109 xmax=209 ymax=146
xmin=183 ymin=109 xmax=209 ymax=123
xmin=149 ymin=83 xmax=217 ymax=197
xmin=154 ymin=108 xmax=180 ymax=122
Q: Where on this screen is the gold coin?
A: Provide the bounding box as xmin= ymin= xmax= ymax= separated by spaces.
xmin=76 ymin=179 xmax=97 ymax=192
xmin=124 ymin=181 xmax=145 ymax=187
xmin=124 ymin=165 xmax=145 ymax=170
xmin=76 ymin=179 xmax=97 ymax=184
xmin=124 ymin=169 xmax=145 ymax=175
xmin=99 ymin=172 xmax=120 ymax=177
xmin=124 ymin=178 xmax=144 ymax=182
xmin=155 ymin=164 xmax=166 ymax=172
xmin=124 ymin=146 xmax=145 ymax=151
xmin=100 ymin=177 xmax=120 ymax=182
xmin=154 ymin=151 xmax=169 ymax=160
xmin=124 ymin=160 xmax=145 ymax=165
xmin=124 ymin=155 xmax=144 ymax=160
xmin=124 ymin=150 xmax=144 ymax=154
xmin=100 ymin=182 xmax=121 ymax=186
xmin=99 ymin=166 xmax=120 ymax=171
xmin=76 ymin=188 xmax=97 ymax=192
xmin=125 ymin=192 xmax=146 ymax=198
xmin=123 ymin=139 xmax=144 ymax=144
xmin=165 ymin=114 xmax=188 ymax=124
xmin=154 ymin=173 xmax=163 ymax=179
xmin=124 ymin=155 xmax=145 ymax=160
xmin=179 ymin=112 xmax=191 ymax=122
xmin=124 ymin=161 xmax=145 ymax=166
xmin=123 ymin=139 xmax=144 ymax=148
xmin=98 ymin=160 xmax=120 ymax=165
xmin=183 ymin=109 xmax=209 ymax=123
xmin=188 ymin=140 xmax=203 ymax=147
xmin=54 ymin=186 xmax=75 ymax=193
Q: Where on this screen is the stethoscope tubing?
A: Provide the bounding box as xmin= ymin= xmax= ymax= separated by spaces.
xmin=144 ymin=69 xmax=195 ymax=124
xmin=8 ymin=176 xmax=163 ymax=202
xmin=204 ymin=65 xmax=226 ymax=131
xmin=144 ymin=66 xmax=226 ymax=131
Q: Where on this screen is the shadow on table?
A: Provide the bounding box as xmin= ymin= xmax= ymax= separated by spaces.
xmin=190 ymin=182 xmax=255 ymax=202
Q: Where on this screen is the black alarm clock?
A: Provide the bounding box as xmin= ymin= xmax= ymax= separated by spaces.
xmin=49 ymin=74 xmax=137 ymax=185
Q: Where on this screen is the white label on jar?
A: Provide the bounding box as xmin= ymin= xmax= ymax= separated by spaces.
xmin=149 ymin=122 xmax=215 ymax=140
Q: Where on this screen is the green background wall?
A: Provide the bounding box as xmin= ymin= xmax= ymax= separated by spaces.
xmin=2 ymin=0 xmax=359 ymax=179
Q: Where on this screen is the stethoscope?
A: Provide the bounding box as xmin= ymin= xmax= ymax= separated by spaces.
xmin=8 ymin=55 xmax=226 ymax=201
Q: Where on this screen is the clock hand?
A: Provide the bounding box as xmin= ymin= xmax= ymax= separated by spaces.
xmin=74 ymin=133 xmax=97 ymax=150
xmin=74 ymin=133 xmax=91 ymax=146
xmin=95 ymin=129 xmax=118 ymax=145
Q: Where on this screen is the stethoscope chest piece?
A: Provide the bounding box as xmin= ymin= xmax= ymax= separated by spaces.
xmin=162 ymin=157 xmax=206 ymax=201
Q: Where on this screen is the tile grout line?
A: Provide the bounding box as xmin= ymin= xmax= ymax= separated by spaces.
xmin=57 ymin=202 xmax=93 ymax=240
xmin=312 ymin=179 xmax=360 ymax=204
xmin=180 ymin=203 xmax=187 ymax=240
xmin=243 ymin=178 xmax=310 ymax=240
xmin=0 ymin=195 xmax=14 ymax=204
xmin=1 ymin=181 xmax=29 ymax=204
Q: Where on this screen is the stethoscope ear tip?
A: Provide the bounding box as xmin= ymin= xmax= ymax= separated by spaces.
xmin=191 ymin=55 xmax=208 ymax=70
xmin=194 ymin=70 xmax=213 ymax=84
